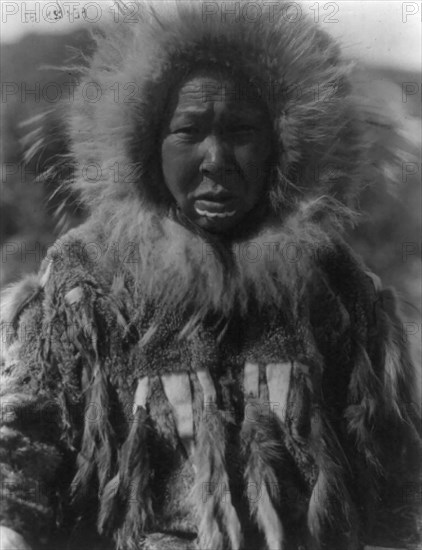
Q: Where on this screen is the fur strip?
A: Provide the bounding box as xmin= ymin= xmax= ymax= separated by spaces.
xmin=346 ymin=287 xmax=421 ymax=479
xmin=71 ymin=362 xmax=116 ymax=502
xmin=192 ymin=404 xmax=242 ymax=550
xmin=99 ymin=407 xmax=153 ymax=550
xmin=307 ymin=408 xmax=360 ymax=549
xmin=98 ymin=473 xmax=121 ymax=531
xmin=345 ymin=343 xmax=383 ymax=471
xmin=376 ymin=288 xmax=420 ymax=433
xmin=241 ymin=399 xmax=285 ymax=550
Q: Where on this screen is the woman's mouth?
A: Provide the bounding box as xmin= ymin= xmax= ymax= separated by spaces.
xmin=195 ymin=207 xmax=237 ymax=219
xmin=194 ymin=201 xmax=237 ymax=219
xmin=194 ymin=197 xmax=237 ymax=218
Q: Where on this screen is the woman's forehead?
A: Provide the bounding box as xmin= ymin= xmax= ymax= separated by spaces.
xmin=172 ymin=74 xmax=268 ymax=117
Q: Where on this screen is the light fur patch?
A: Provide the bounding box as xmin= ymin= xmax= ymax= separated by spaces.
xmin=65 ymin=286 xmax=84 ymax=305
xmin=196 ymin=368 xmax=217 ymax=403
xmin=266 ymin=362 xmax=292 ymax=423
xmin=133 ymin=376 xmax=149 ymax=413
xmin=161 ymin=372 xmax=194 ymax=457
xmin=244 ymin=362 xmax=259 ymax=398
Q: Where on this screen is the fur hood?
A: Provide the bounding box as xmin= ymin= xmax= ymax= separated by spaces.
xmin=66 ymin=0 xmax=393 ymax=223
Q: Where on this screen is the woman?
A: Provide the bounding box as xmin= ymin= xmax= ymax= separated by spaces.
xmin=1 ymin=1 xmax=420 ymax=549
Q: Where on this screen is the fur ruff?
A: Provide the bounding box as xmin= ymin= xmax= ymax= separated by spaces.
xmin=60 ymin=0 xmax=408 ymax=225
xmin=22 ymin=1 xmax=413 ymax=235
xmin=68 ymin=1 xmax=362 ymax=212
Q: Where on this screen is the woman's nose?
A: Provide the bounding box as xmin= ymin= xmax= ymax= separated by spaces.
xmin=199 ymin=134 xmax=230 ymax=175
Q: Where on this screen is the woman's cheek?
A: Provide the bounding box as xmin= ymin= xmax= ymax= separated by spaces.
xmin=162 ymin=139 xmax=191 ymax=183
xmin=236 ymin=144 xmax=267 ymax=184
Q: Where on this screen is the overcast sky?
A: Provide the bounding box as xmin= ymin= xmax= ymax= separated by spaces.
xmin=1 ymin=1 xmax=421 ymax=71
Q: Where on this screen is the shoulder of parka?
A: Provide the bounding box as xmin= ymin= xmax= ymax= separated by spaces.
xmin=1 ymin=223 xmax=135 ymax=393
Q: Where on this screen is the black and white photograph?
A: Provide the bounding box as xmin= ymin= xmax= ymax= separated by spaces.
xmin=0 ymin=1 xmax=421 ymax=549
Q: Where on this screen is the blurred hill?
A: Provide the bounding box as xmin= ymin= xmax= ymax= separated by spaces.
xmin=349 ymin=64 xmax=421 ymax=312
xmin=1 ymin=31 xmax=421 ymax=327
xmin=1 ymin=30 xmax=94 ymax=283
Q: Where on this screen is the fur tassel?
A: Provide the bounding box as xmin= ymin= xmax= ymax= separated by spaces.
xmin=376 ymin=289 xmax=420 ymax=434
xmin=116 ymin=406 xmax=153 ymax=542
xmin=307 ymin=409 xmax=360 ymax=549
xmin=345 ymin=343 xmax=383 ymax=471
xmin=192 ymin=403 xmax=242 ymax=550
xmin=99 ymin=407 xmax=153 ymax=550
xmin=97 ymin=473 xmax=120 ymax=530
xmin=241 ymin=399 xmax=285 ymax=550
xmin=71 ymin=362 xmax=116 ymax=502
xmin=346 ymin=286 xmax=421 ymax=478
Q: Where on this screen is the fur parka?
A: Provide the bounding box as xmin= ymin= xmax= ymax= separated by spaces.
xmin=1 ymin=1 xmax=420 ymax=549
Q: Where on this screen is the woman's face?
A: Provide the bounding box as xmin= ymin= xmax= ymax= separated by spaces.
xmin=161 ymin=74 xmax=274 ymax=233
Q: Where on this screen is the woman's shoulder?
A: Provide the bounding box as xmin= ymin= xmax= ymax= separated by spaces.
xmin=41 ymin=220 xmax=112 ymax=284
xmin=0 ymin=221 xmax=127 ymax=360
